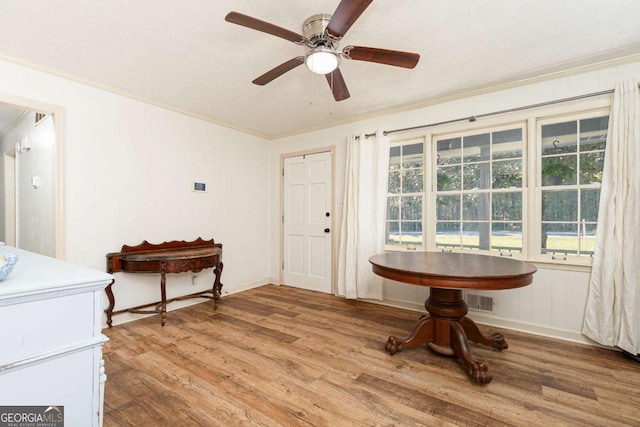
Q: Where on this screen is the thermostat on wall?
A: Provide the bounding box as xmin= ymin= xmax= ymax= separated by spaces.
xmin=192 ymin=182 xmax=206 ymax=192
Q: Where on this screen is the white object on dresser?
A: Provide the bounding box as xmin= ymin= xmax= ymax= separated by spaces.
xmin=0 ymin=248 xmax=112 ymax=427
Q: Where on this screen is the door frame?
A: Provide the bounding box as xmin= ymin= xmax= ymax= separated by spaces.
xmin=0 ymin=93 xmax=65 ymax=258
xmin=3 ymin=151 xmax=16 ymax=246
xmin=280 ymin=146 xmax=336 ymax=293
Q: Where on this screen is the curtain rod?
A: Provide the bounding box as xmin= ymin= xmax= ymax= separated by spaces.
xmin=357 ymin=83 xmax=639 ymax=139
xmin=382 ymin=88 xmax=618 ymax=137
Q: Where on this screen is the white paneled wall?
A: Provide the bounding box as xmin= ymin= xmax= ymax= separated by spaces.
xmin=379 ymin=266 xmax=592 ymax=343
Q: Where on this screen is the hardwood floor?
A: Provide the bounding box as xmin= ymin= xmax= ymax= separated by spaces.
xmin=103 ymin=285 xmax=640 ymax=426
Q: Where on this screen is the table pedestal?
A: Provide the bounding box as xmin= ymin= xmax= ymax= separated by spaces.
xmin=385 ymin=288 xmax=507 ymax=384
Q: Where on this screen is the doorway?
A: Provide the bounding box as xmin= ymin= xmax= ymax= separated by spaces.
xmin=0 ymin=100 xmax=62 ymax=258
xmin=282 ymin=150 xmax=333 ymax=293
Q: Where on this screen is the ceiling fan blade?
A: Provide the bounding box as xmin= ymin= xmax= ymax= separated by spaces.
xmin=225 ymin=12 xmax=305 ymax=44
xmin=252 ymin=57 xmax=305 ymax=86
xmin=326 ymin=0 xmax=373 ymax=38
xmin=325 ymin=68 xmax=350 ymax=101
xmin=344 ymin=46 xmax=420 ymax=69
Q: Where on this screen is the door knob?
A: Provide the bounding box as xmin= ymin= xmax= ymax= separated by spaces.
xmin=324 ymin=228 xmax=330 ymax=233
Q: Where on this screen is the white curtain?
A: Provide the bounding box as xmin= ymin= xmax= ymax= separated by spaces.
xmin=582 ymin=78 xmax=640 ymax=355
xmin=337 ymin=132 xmax=390 ymax=299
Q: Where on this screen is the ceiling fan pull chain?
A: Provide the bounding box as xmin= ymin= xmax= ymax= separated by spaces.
xmin=329 ymin=72 xmax=335 ymax=115
xmin=309 ymin=71 xmax=314 ymax=106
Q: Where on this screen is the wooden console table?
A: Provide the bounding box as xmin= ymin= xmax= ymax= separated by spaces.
xmin=370 ymin=251 xmax=536 ymax=384
xmin=105 ymin=238 xmax=223 ymax=327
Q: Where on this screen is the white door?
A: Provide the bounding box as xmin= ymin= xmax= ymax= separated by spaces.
xmin=283 ymin=152 xmax=332 ymax=293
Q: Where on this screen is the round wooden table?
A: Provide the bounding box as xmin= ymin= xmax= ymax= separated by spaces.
xmin=370 ymin=251 xmax=537 ymax=384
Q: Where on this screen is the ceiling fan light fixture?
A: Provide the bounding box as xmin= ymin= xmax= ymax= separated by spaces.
xmin=305 ymin=47 xmax=339 ymax=75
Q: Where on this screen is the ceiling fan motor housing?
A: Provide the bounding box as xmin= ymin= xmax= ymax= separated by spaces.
xmin=303 ymin=14 xmax=337 ymax=49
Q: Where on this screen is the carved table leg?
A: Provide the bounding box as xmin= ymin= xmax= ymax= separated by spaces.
xmin=461 ymin=317 xmax=508 ymax=350
xmin=450 ymin=322 xmax=492 ymax=384
xmin=212 ymin=261 xmax=224 ymax=310
xmin=104 ymin=279 xmax=115 ymax=328
xmin=386 ymin=287 xmax=508 ymax=384
xmin=160 ymin=268 xmax=167 ymax=326
xmin=386 ymin=316 xmax=434 ymax=355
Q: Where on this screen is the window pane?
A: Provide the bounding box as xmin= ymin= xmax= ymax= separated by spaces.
xmin=542 ymin=155 xmax=577 ymax=186
xmin=386 ymin=221 xmax=399 ymax=245
xmin=462 ymin=222 xmax=490 ymax=250
xmin=387 ymin=140 xmax=425 ymax=248
xmin=463 ymin=162 xmax=491 ymax=190
xmin=580 ymin=117 xmax=608 ymax=152
xmin=492 ymin=192 xmax=522 ymax=221
xmin=581 ymin=189 xmax=600 ymax=222
xmin=436 ymin=222 xmax=461 ymax=248
xmin=387 ymin=196 xmax=399 ymax=220
xmin=542 ymin=223 xmax=578 ymax=255
xmin=579 ymin=223 xmax=597 ymax=255
xmin=542 ymin=190 xmax=578 ymax=222
xmin=492 ymin=223 xmax=523 ymax=252
xmin=401 ymin=196 xmax=422 ymax=220
xmin=437 ymin=137 xmax=461 ymax=165
xmin=580 ymin=152 xmax=605 ymax=184
xmin=400 ymin=221 xmax=422 ymax=245
xmin=402 ymin=143 xmax=423 ymax=168
xmin=388 ymin=170 xmax=400 ymax=193
xmin=435 ymin=126 xmax=524 ymax=256
xmin=492 ymin=159 xmax=522 ymax=189
xmin=437 ymin=165 xmax=461 ymax=191
xmin=542 ymin=121 xmax=577 ymax=155
xmin=463 ymin=133 xmax=490 ymax=162
xmin=402 ymin=169 xmax=423 ymax=193
xmin=463 ymin=193 xmax=490 ymax=221
xmin=493 ymin=129 xmax=522 ymax=160
xmin=436 ymin=195 xmax=460 ymax=220
xmin=389 ymin=146 xmax=401 ymax=170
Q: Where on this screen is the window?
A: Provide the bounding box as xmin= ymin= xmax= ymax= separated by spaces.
xmin=435 ymin=126 xmax=524 ymax=254
xmin=538 ymin=115 xmax=608 ymax=259
xmin=384 ymin=107 xmax=609 ymax=266
xmin=386 ymin=140 xmax=424 ymax=248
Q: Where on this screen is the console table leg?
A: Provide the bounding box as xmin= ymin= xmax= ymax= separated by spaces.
xmin=160 ymin=270 xmax=167 ymax=326
xmin=450 ymin=322 xmax=492 ymax=384
xmin=212 ymin=262 xmax=224 ymax=310
xmin=104 ymin=280 xmax=115 ymax=328
xmin=386 ymin=316 xmax=434 ymax=355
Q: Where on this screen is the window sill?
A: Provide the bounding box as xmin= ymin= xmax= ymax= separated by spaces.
xmin=382 ymin=247 xmax=593 ymax=272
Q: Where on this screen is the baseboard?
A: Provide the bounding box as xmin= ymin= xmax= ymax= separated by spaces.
xmin=102 ymin=280 xmax=270 ymax=329
xmin=371 ymin=297 xmax=605 ymax=348
xmin=465 ymin=312 xmax=601 ymax=347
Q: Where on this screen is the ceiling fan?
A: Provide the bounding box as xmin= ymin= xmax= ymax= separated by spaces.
xmin=225 ymin=0 xmax=420 ymax=101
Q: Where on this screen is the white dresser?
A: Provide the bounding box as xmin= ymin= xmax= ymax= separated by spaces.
xmin=0 ymin=248 xmax=112 ymax=427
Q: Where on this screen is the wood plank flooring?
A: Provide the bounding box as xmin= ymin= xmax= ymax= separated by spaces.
xmin=103 ymin=285 xmax=640 ymax=426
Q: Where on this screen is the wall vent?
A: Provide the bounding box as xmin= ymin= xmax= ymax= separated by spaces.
xmin=466 ymin=293 xmax=494 ymax=312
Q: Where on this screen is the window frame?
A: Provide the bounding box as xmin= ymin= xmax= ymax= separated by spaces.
xmin=385 ymin=137 xmax=426 ymax=251
xmin=530 ymin=108 xmax=609 ymax=265
xmin=384 ymin=98 xmax=611 ymax=267
xmin=428 ymin=121 xmax=529 ymax=259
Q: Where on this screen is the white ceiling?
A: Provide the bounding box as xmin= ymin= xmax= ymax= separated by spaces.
xmin=1 ymin=0 xmax=639 ymax=139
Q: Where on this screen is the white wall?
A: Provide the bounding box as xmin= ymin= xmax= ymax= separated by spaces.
xmin=270 ymin=58 xmax=640 ymax=344
xmin=0 ymin=58 xmax=272 ymax=325
xmin=0 ymin=112 xmax=54 ymax=256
